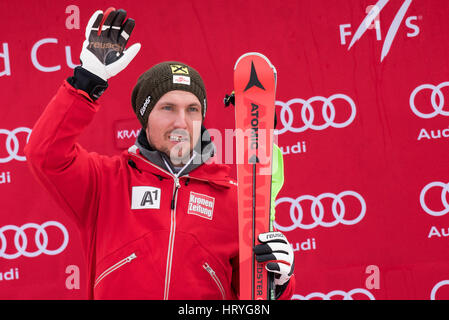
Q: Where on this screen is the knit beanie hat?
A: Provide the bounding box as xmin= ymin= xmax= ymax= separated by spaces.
xmin=131 ymin=61 xmax=207 ymax=128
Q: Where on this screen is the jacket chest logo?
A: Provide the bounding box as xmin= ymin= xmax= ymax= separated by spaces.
xmin=131 ymin=186 xmax=161 ymax=210
xmin=188 ymin=192 xmax=215 ymax=220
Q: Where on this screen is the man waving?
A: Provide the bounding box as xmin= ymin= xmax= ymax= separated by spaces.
xmin=25 ymin=8 xmax=295 ymax=300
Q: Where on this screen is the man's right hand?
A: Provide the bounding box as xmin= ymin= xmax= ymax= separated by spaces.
xmin=80 ymin=8 xmax=141 ymax=81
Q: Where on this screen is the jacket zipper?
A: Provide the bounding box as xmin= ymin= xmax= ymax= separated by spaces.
xmin=94 ymin=253 xmax=137 ymax=288
xmin=130 ymin=154 xmax=227 ymax=300
xmin=130 ymin=154 xmax=181 ymax=300
xmin=164 ymin=176 xmax=180 ymax=300
xmin=203 ymin=262 xmax=226 ymax=300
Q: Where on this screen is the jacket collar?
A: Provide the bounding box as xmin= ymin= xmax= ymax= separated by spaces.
xmin=127 ymin=128 xmax=232 ymax=188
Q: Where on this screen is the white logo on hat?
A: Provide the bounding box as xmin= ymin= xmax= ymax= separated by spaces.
xmin=140 ymin=96 xmax=151 ymax=116
xmin=173 ymin=75 xmax=191 ymax=85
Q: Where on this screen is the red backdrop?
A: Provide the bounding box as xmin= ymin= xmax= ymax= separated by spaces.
xmin=1 ymin=0 xmax=449 ymax=300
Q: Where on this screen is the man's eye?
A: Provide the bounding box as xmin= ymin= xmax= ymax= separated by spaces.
xmin=162 ymin=105 xmax=173 ymax=111
xmin=188 ymin=107 xmax=200 ymax=112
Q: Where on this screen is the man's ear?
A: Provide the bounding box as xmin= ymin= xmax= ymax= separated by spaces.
xmin=144 ymin=125 xmax=152 ymax=145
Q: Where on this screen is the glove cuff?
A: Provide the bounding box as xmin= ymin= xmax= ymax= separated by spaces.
xmin=275 ymin=279 xmax=290 ymax=300
xmin=67 ymin=66 xmax=108 ymax=101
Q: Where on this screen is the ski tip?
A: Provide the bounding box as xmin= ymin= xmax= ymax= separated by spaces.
xmin=234 ymin=52 xmax=276 ymax=73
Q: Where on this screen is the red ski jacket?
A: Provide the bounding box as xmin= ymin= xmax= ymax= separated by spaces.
xmin=25 ymin=81 xmax=294 ymax=300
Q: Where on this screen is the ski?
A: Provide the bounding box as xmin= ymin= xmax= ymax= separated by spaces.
xmin=234 ymin=52 xmax=277 ymax=300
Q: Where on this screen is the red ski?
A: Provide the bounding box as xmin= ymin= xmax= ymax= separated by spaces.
xmin=234 ymin=52 xmax=276 ymax=300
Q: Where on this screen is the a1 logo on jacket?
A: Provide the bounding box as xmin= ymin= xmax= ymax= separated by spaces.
xmin=131 ymin=186 xmax=161 ymax=209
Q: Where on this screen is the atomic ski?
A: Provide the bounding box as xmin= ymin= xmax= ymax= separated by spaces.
xmin=234 ymin=52 xmax=277 ymax=300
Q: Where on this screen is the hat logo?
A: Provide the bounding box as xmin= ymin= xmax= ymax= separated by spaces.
xmin=140 ymin=95 xmax=152 ymax=116
xmin=170 ymin=65 xmax=189 ymax=75
xmin=173 ymin=75 xmax=191 ymax=85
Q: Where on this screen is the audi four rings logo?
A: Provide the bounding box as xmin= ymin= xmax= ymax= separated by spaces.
xmin=0 ymin=221 xmax=69 ymax=259
xmin=420 ymin=181 xmax=449 ymax=216
xmin=0 ymin=127 xmax=32 ymax=163
xmin=275 ymin=94 xmax=357 ymax=135
xmin=292 ymin=288 xmax=375 ymax=300
xmin=410 ymin=82 xmax=449 ymax=118
xmin=274 ymin=191 xmax=366 ymax=230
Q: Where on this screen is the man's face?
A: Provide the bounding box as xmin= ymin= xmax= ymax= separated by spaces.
xmin=146 ymin=90 xmax=203 ymax=166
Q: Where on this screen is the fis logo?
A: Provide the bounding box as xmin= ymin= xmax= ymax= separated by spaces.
xmin=339 ymin=0 xmax=421 ymax=62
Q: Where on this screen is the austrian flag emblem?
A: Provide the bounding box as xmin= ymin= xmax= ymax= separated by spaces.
xmin=188 ymin=192 xmax=215 ymax=220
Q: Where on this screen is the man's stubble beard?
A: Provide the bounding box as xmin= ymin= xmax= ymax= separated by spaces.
xmin=146 ymin=133 xmax=192 ymax=167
